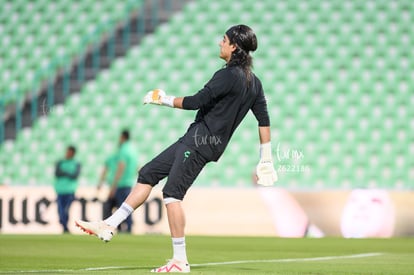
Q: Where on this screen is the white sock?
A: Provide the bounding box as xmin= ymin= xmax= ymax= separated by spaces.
xmin=104 ymin=202 xmax=133 ymax=228
xmin=172 ymin=237 xmax=187 ymax=263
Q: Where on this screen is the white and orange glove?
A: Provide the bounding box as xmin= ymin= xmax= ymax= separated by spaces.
xmin=143 ymin=89 xmax=175 ymax=108
xmin=256 ymin=142 xmax=278 ymax=186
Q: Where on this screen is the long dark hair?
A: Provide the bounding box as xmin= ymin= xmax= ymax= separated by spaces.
xmin=225 ymin=24 xmax=258 ymax=82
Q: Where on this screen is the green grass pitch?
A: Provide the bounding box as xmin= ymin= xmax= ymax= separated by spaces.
xmin=0 ymin=234 xmax=413 ymax=274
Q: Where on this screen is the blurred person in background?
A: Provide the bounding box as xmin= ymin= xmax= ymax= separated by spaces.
xmin=54 ymin=145 xmax=81 ymax=233
xmin=97 ymin=153 xmax=118 ymax=220
xmin=98 ymin=130 xmax=138 ymax=233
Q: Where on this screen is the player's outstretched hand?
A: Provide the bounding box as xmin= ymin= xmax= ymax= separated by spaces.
xmin=256 ymin=142 xmax=278 ymax=186
xmin=143 ymin=89 xmax=175 ymax=108
xmin=256 ymin=160 xmax=278 ymax=186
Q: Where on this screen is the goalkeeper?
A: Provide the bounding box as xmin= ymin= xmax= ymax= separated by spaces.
xmin=76 ymin=24 xmax=277 ymax=273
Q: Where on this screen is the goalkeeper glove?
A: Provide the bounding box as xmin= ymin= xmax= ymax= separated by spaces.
xmin=256 ymin=142 xmax=278 ymax=186
xmin=143 ymin=89 xmax=175 ymax=108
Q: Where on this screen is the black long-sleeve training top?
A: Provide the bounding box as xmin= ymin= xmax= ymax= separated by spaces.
xmin=179 ymin=66 xmax=270 ymax=162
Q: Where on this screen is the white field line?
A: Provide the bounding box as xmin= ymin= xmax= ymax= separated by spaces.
xmin=2 ymin=252 xmax=384 ymax=273
xmin=84 ymin=266 xmax=131 ymax=271
xmin=191 ymin=252 xmax=384 ymax=266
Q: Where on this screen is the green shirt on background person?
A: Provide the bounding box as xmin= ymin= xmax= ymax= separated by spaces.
xmin=54 ymin=157 xmax=81 ymax=194
xmin=116 ymin=141 xmax=137 ymax=188
xmin=104 ymin=154 xmax=118 ymax=185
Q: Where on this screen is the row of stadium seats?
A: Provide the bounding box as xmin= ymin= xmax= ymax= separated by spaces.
xmin=0 ymin=0 xmax=143 ymax=102
xmin=1 ymin=0 xmax=413 ymax=189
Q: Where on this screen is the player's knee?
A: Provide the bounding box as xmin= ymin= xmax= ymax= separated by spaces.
xmin=137 ymin=165 xmax=158 ymax=186
xmin=163 ymin=191 xmax=182 ymax=204
xmin=163 ymin=196 xmax=182 ymax=205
